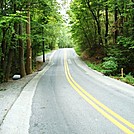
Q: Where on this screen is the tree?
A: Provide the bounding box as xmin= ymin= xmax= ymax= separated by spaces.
xmin=105 ymin=0 xmax=108 ymax=45
xmin=26 ymin=2 xmax=32 ymax=74
xmin=0 ymin=0 xmax=62 ymax=82
xmin=69 ymin=0 xmax=134 ymax=75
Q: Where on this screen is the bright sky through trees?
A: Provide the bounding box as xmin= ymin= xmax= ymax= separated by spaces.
xmin=57 ymin=0 xmax=71 ymax=24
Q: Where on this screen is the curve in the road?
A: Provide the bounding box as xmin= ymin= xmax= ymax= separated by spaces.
xmin=64 ymin=49 xmax=134 ymax=134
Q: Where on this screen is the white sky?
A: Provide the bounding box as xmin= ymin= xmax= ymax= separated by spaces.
xmin=57 ymin=0 xmax=72 ymax=5
xmin=57 ymin=0 xmax=72 ymax=13
xmin=57 ymin=0 xmax=72 ymax=23
xmin=57 ymin=0 xmax=71 ymax=14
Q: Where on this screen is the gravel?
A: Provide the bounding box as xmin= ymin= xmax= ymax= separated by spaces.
xmin=0 ymin=72 xmax=38 ymax=125
xmin=0 ymin=51 xmax=55 ymax=127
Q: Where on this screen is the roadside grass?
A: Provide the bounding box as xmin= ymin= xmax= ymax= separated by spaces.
xmin=85 ymin=61 xmax=103 ymax=73
xmin=74 ymin=48 xmax=134 ymax=86
xmin=120 ymin=74 xmax=134 ymax=86
xmin=86 ymin=61 xmax=134 ymax=86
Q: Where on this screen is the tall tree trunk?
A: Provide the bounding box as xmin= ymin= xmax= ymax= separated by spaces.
xmin=5 ymin=0 xmax=18 ymax=81
xmin=105 ymin=0 xmax=108 ymax=45
xmin=26 ymin=3 xmax=32 ymax=74
xmin=11 ymin=1 xmax=18 ymax=75
xmin=0 ymin=0 xmax=3 ymax=11
xmin=118 ymin=0 xmax=124 ymax=35
xmin=4 ymin=49 xmax=14 ymax=82
xmin=0 ymin=0 xmax=4 ymax=13
xmin=132 ymin=0 xmax=134 ymax=39
xmin=1 ymin=28 xmax=7 ymax=74
xmin=19 ymin=22 xmax=26 ymax=77
xmin=0 ymin=0 xmax=7 ymax=81
xmin=114 ymin=0 xmax=118 ymax=44
xmin=97 ymin=8 xmax=103 ymax=46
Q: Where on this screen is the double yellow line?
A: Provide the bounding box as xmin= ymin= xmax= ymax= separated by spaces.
xmin=64 ymin=50 xmax=134 ymax=134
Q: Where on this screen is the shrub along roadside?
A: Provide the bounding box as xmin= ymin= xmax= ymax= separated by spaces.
xmin=85 ymin=61 xmax=134 ymax=86
xmin=120 ymin=74 xmax=134 ymax=86
xmin=75 ymin=47 xmax=134 ymax=86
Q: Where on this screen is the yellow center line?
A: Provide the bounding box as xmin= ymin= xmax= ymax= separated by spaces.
xmin=64 ymin=50 xmax=134 ymax=134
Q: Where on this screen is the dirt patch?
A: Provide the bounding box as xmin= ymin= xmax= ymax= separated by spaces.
xmin=35 ymin=61 xmax=44 ymax=71
xmin=81 ymin=48 xmax=105 ymax=64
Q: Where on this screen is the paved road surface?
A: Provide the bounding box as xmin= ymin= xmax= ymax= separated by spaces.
xmin=30 ymin=48 xmax=134 ymax=134
xmin=0 ymin=48 xmax=134 ymax=134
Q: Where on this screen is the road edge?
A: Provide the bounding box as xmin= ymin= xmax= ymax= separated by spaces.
xmin=0 ymin=50 xmax=56 ymax=134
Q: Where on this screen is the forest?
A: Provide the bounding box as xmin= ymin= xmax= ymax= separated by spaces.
xmin=0 ymin=0 xmax=72 ymax=82
xmin=68 ymin=0 xmax=134 ymax=83
xmin=0 ymin=0 xmax=134 ymax=84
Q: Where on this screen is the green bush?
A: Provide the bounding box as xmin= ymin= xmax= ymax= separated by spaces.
xmin=75 ymin=46 xmax=82 ymax=56
xmin=102 ymin=57 xmax=118 ymax=75
xmin=121 ymin=74 xmax=134 ymax=85
xmin=86 ymin=61 xmax=103 ymax=72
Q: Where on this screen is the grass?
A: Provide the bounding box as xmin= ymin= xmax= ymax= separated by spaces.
xmin=87 ymin=61 xmax=134 ymax=85
xmin=85 ymin=61 xmax=103 ymax=73
xmin=75 ymin=49 xmax=134 ymax=86
xmin=74 ymin=46 xmax=81 ymax=56
xmin=75 ymin=50 xmax=134 ymax=85
xmin=120 ymin=74 xmax=134 ymax=86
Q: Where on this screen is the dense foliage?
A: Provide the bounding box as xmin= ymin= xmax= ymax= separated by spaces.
xmin=69 ymin=0 xmax=134 ymax=76
xmin=0 ymin=0 xmax=133 ymax=82
xmin=0 ymin=0 xmax=62 ymax=82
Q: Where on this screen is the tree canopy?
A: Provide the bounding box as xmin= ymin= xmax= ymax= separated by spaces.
xmin=69 ymin=0 xmax=134 ymax=75
xmin=0 ymin=0 xmax=133 ymax=82
xmin=0 ymin=0 xmax=63 ymax=82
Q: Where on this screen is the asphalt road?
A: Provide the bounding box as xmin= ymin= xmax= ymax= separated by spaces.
xmin=29 ymin=48 xmax=134 ymax=134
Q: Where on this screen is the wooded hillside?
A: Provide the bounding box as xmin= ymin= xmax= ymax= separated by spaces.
xmin=69 ymin=0 xmax=134 ymax=76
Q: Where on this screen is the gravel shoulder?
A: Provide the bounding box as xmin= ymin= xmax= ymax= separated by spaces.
xmin=0 ymin=53 xmax=51 ymax=126
xmin=0 ymin=72 xmax=38 ymax=125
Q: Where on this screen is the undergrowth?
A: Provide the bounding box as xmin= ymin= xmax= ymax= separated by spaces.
xmin=75 ymin=50 xmax=134 ymax=86
xmin=86 ymin=61 xmax=134 ymax=86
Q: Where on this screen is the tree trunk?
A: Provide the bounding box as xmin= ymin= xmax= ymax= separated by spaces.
xmin=105 ymin=0 xmax=108 ymax=45
xmin=97 ymin=9 xmax=103 ymax=46
xmin=132 ymin=0 xmax=134 ymax=39
xmin=26 ymin=3 xmax=32 ymax=74
xmin=0 ymin=1 xmax=7 ymax=79
xmin=19 ymin=22 xmax=26 ymax=77
xmin=11 ymin=1 xmax=19 ymax=75
xmin=118 ymin=0 xmax=124 ymax=35
xmin=0 ymin=0 xmax=3 ymax=10
xmin=4 ymin=1 xmax=18 ymax=81
xmin=1 ymin=28 xmax=7 ymax=71
xmin=114 ymin=0 xmax=118 ymax=44
xmin=4 ymin=49 xmax=14 ymax=82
